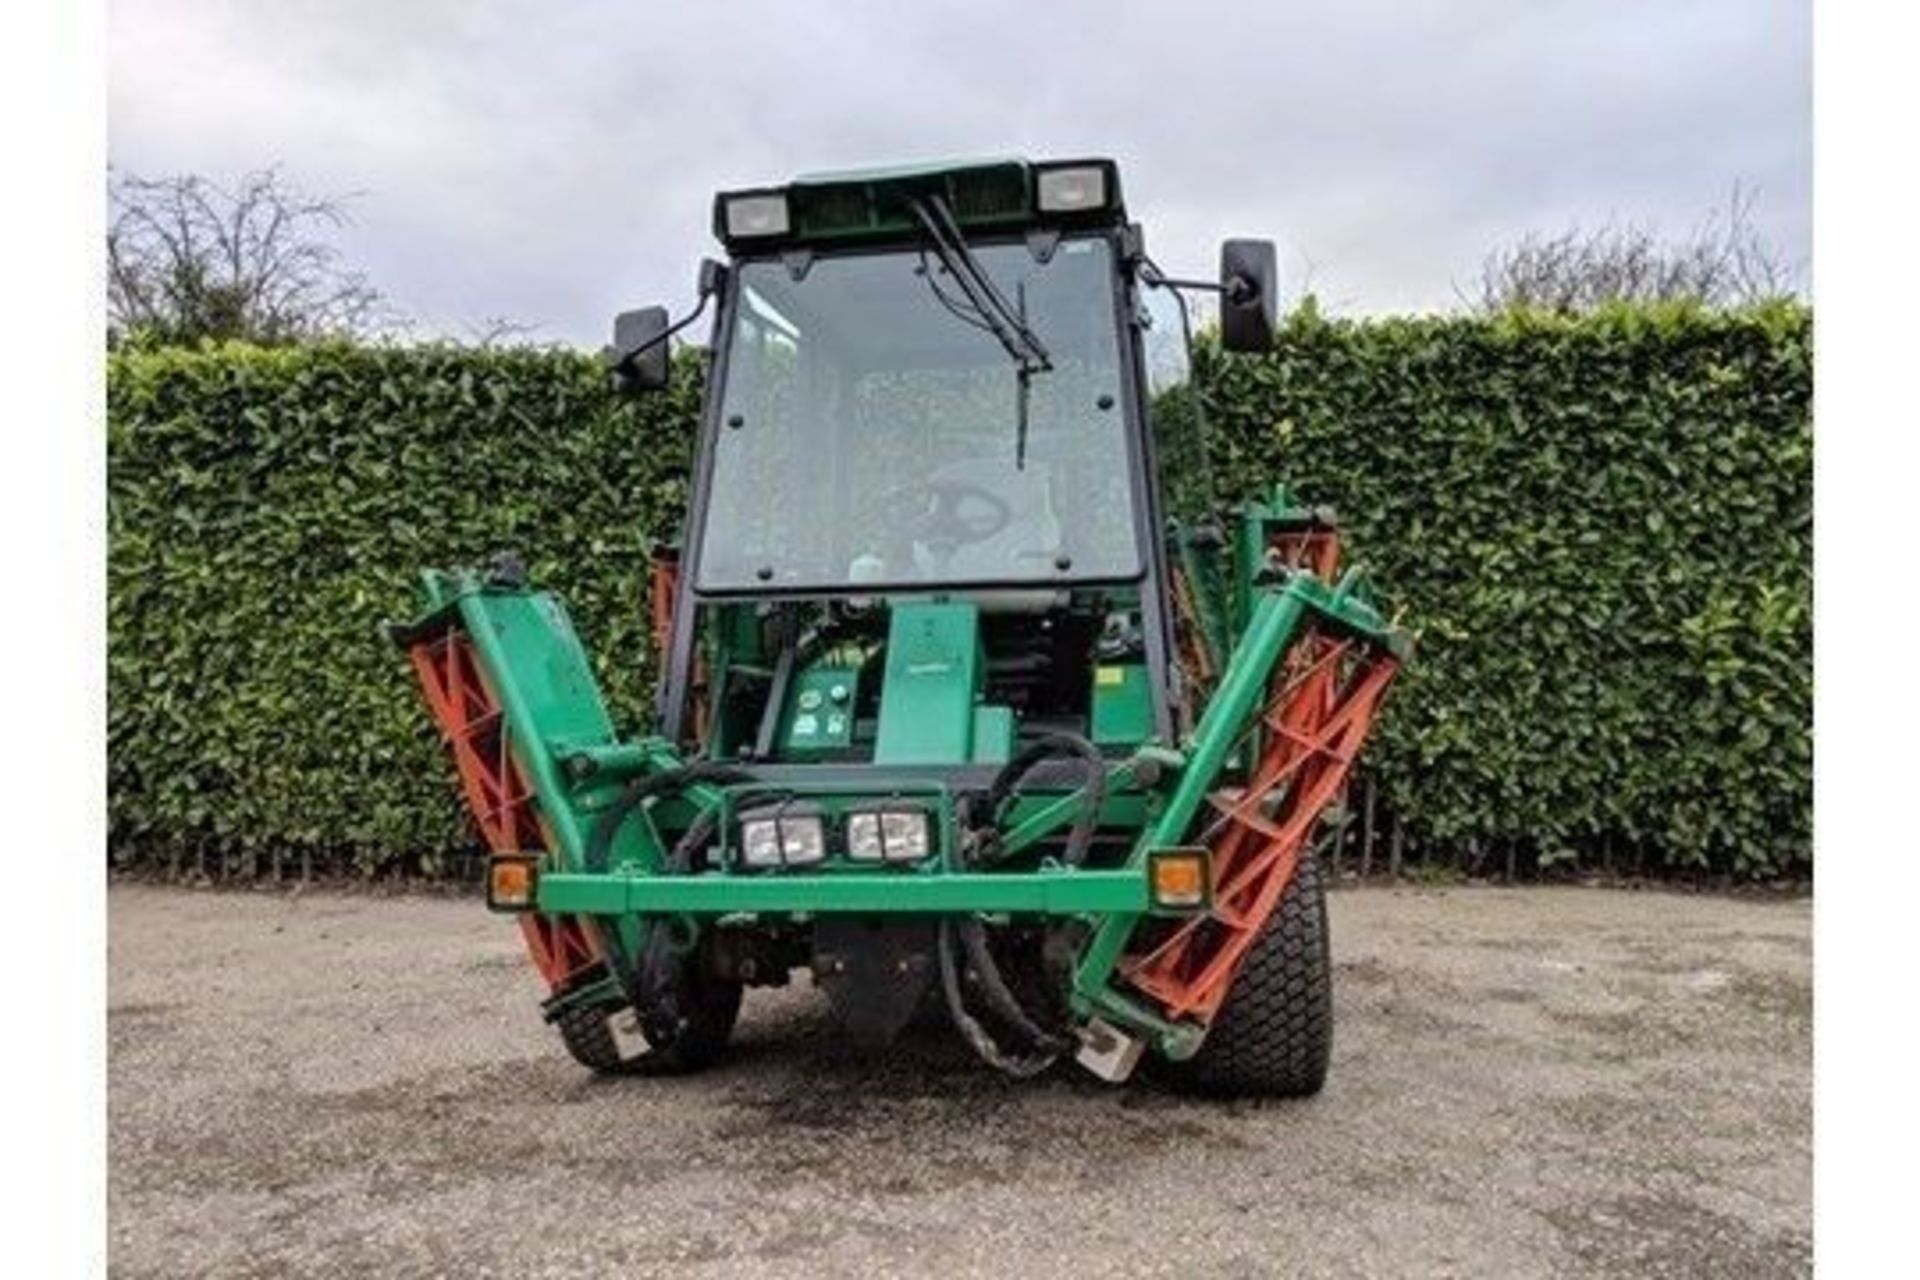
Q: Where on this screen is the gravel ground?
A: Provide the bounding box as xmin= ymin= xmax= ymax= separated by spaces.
xmin=108 ymin=881 xmax=1810 ymax=1278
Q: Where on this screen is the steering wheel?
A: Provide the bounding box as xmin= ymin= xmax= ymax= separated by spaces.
xmin=879 ymin=480 xmax=1014 ymax=551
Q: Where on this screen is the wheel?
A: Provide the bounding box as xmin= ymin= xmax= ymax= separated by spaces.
xmin=1162 ymin=852 xmax=1332 ymax=1098
xmin=554 ymin=948 xmax=743 ymax=1076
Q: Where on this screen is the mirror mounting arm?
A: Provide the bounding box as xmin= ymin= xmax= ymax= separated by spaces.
xmin=1139 ymin=266 xmax=1226 ymax=296
xmin=1139 ymin=264 xmax=1258 ymax=307
xmin=606 ymin=259 xmax=729 ymax=396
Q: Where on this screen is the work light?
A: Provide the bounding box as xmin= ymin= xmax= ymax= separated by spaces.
xmin=1035 ymin=164 xmax=1110 ymax=214
xmin=721 ymin=190 xmax=791 ymax=239
xmin=739 ymin=808 xmax=825 ymax=867
xmin=845 ymin=807 xmax=932 ymax=862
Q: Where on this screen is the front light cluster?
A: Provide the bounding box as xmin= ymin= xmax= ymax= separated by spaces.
xmin=845 ymin=809 xmax=931 ymax=863
xmin=740 ymin=811 xmax=827 ymax=868
xmin=736 ymin=805 xmax=931 ymax=868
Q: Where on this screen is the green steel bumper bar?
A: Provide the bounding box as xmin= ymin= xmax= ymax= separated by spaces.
xmin=538 ymin=867 xmax=1150 ymax=916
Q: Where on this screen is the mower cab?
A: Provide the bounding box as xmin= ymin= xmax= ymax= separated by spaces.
xmin=397 ymin=158 xmax=1407 ymax=1092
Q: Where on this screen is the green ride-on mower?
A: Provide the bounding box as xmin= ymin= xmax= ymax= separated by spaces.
xmin=395 ymin=158 xmax=1408 ymax=1094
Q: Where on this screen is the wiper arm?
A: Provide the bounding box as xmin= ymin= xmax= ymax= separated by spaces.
xmin=907 ymin=194 xmax=1052 ymax=467
xmin=906 ymin=194 xmax=1052 ymax=374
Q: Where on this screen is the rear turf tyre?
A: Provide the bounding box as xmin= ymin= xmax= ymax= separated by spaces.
xmin=1163 ymin=852 xmax=1332 ymax=1098
xmin=555 ymin=953 xmax=743 ymax=1076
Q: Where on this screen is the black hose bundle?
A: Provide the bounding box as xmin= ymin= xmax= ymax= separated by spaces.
xmin=940 ymin=732 xmax=1109 ymax=1075
xmin=938 ymin=919 xmax=1059 ymax=1078
xmin=974 ymin=732 xmax=1107 ymax=868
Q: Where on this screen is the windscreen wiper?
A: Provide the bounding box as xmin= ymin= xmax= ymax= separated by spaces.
xmin=906 ymin=193 xmax=1053 ymax=466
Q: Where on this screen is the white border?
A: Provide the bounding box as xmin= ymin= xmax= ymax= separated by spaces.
xmin=1814 ymin=3 xmax=1920 ymax=1272
xmin=1 ymin=0 xmax=106 ymax=1273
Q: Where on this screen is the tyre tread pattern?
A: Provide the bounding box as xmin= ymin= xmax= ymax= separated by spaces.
xmin=553 ymin=967 xmax=743 ymax=1077
xmin=1168 ymin=853 xmax=1332 ymax=1098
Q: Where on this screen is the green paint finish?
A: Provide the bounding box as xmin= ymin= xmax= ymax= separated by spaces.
xmin=409 ymin=571 xmax=715 ymax=877
xmin=408 ymin=573 xmax=707 ymax=1007
xmin=1090 ymin=664 xmax=1153 ymax=747
xmin=539 ymin=866 xmax=1151 ymax=916
xmin=718 ymin=158 xmax=1127 ymax=249
xmin=436 ymin=576 xmax=620 ymax=870
xmin=702 ymin=603 xmax=769 ymax=755
xmin=970 ymin=705 xmax=1016 ymax=764
xmin=873 ymin=602 xmax=982 ymax=765
xmin=780 ymin=664 xmax=860 ymax=757
xmin=411 ymin=544 xmax=1405 ymax=1065
xmin=1228 ymin=483 xmax=1332 ymax=635
xmin=792 ymin=156 xmax=1027 ymax=187
xmin=1066 ymin=572 xmax=1408 ymax=1055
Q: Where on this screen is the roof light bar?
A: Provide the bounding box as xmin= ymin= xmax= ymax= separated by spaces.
xmin=712 ymin=159 xmax=1125 ymax=248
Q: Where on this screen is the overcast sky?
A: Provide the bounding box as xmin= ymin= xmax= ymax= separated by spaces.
xmin=109 ymin=0 xmax=1810 ymax=345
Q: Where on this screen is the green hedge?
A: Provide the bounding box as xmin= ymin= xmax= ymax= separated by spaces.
xmin=107 ymin=302 xmax=1811 ymax=877
xmin=107 ymin=343 xmax=703 ymax=873
xmin=1200 ymin=302 xmax=1811 ymax=875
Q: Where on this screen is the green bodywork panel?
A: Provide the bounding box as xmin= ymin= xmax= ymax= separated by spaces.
xmin=1090 ymin=663 xmax=1153 ymax=747
xmin=794 ymin=156 xmax=1028 ymax=187
xmin=1068 ymin=569 xmax=1407 ymax=1056
xmin=1228 ymin=483 xmax=1340 ymax=637
xmin=873 ymin=602 xmax=983 ymax=765
xmin=541 ymin=866 xmax=1148 ymax=916
xmin=703 ymin=603 xmax=769 ymax=757
xmin=970 ymin=705 xmax=1016 ymax=764
xmin=412 ymin=570 xmax=669 ymax=872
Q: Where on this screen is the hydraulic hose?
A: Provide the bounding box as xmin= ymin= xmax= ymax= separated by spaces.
xmin=954 ymin=918 xmax=1070 ymax=1054
xmin=941 ymin=732 xmax=1110 ymax=1072
xmin=978 ymin=732 xmax=1107 ymax=867
xmin=631 ymin=789 xmax=798 ymax=1046
xmin=937 ymin=919 xmax=1058 ymax=1079
xmin=583 ymin=760 xmax=752 ymax=1046
xmin=583 ymin=760 xmax=752 ymax=873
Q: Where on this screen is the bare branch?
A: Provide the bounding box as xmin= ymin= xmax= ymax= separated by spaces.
xmin=462 ymin=316 xmax=544 ymax=348
xmin=1470 ymin=183 xmax=1802 ymax=314
xmin=105 ymin=167 xmax=392 ymax=345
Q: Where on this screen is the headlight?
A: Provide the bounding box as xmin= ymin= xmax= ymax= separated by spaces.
xmin=846 ymin=807 xmax=931 ymax=863
xmin=739 ymin=810 xmax=825 ymax=867
xmin=720 ymin=190 xmax=790 ymax=239
xmin=1035 ymin=164 xmax=1110 ymax=214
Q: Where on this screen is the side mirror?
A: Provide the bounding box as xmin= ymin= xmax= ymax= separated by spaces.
xmin=1218 ymin=239 xmax=1278 ymax=353
xmin=608 ymin=306 xmax=672 ymax=395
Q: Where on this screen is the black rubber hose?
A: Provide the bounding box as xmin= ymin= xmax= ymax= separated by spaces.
xmin=955 ymin=917 xmax=1071 ymax=1053
xmin=938 ymin=732 xmax=1109 ymax=1068
xmin=634 ymin=788 xmax=795 ymax=1046
xmin=937 ymin=919 xmax=1058 ymax=1079
xmin=664 ymin=788 xmax=789 ymax=874
xmin=979 ymin=731 xmax=1107 ymax=868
